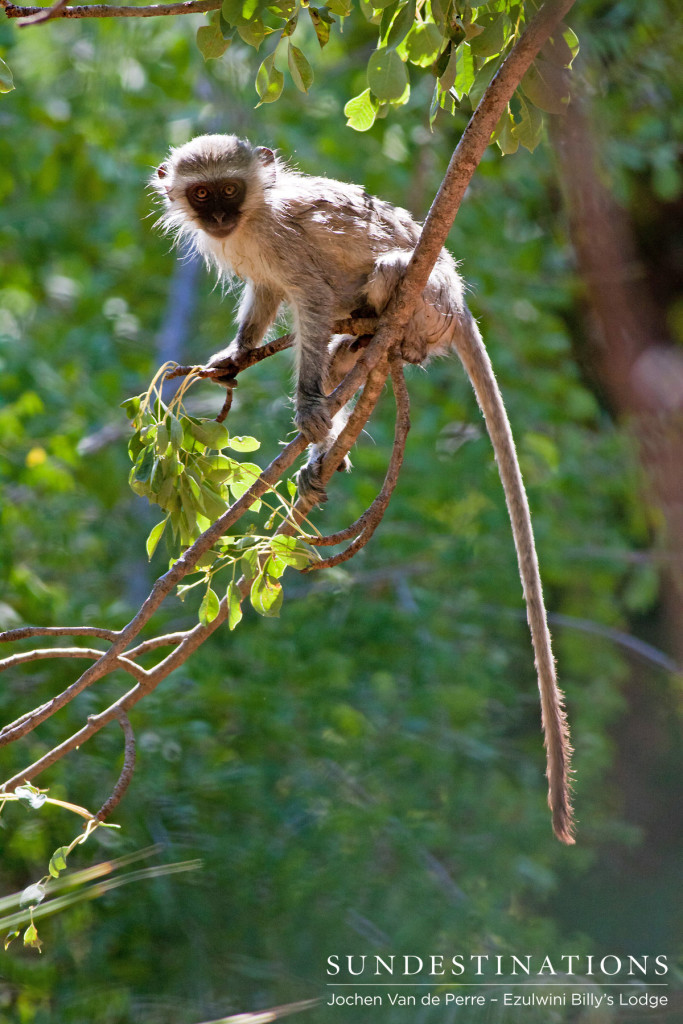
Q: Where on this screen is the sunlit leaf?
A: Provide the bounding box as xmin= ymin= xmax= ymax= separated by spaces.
xmin=23 ymin=923 xmax=42 ymax=952
xmin=405 ymin=23 xmax=442 ymax=68
xmin=228 ymin=435 xmax=261 ymax=452
xmin=146 ymin=518 xmax=168 ymax=559
xmin=48 ymin=847 xmax=69 ymax=879
xmin=250 ymin=570 xmax=283 ymax=617
xmin=199 ymin=586 xmax=221 ymax=625
xmin=0 ymin=58 xmax=14 ymax=95
xmin=256 ymin=53 xmax=285 ymax=102
xmin=227 ymin=581 xmax=243 ymax=630
xmin=344 ymin=88 xmax=378 ymax=131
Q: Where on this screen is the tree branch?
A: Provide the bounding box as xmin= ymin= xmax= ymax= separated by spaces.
xmin=95 ymin=712 xmax=136 ymax=822
xmin=1 ymin=0 xmax=220 ymax=22
xmin=302 ymin=354 xmax=410 ymax=567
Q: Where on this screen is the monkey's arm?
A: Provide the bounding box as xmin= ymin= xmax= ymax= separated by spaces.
xmin=208 ymin=282 xmax=283 ymax=375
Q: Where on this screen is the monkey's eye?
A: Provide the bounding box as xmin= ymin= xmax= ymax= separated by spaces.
xmin=222 ymin=182 xmax=239 ymax=198
xmin=193 ymin=186 xmax=210 ymax=201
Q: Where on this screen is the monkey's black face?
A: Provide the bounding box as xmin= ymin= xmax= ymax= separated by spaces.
xmin=185 ymin=179 xmax=246 ymax=238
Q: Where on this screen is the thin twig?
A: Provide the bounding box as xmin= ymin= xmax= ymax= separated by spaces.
xmin=1 ymin=625 xmax=119 ymax=644
xmin=302 ymin=354 xmax=410 ymax=564
xmin=1 ymin=0 xmax=220 ymax=21
xmin=94 ymin=711 xmax=136 ymax=822
xmin=16 ymin=0 xmax=67 ymax=24
xmin=0 ymin=646 xmax=145 ymax=682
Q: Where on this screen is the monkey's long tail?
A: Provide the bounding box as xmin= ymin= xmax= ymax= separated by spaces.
xmin=454 ymin=314 xmax=575 ymax=845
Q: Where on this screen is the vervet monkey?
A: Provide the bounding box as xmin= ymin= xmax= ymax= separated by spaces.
xmin=152 ymin=134 xmax=574 ymax=844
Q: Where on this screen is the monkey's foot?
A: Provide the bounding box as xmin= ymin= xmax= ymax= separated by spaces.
xmin=203 ymin=355 xmax=240 ymax=381
xmin=296 ymin=461 xmax=328 ymax=504
xmin=294 ymin=401 xmax=332 ymax=444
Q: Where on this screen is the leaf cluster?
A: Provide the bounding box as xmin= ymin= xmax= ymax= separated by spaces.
xmin=194 ymin=0 xmax=579 ymax=146
xmin=123 ymin=369 xmax=318 ymax=626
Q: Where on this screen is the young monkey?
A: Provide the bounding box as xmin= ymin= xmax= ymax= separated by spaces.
xmin=152 ymin=133 xmax=574 ymax=844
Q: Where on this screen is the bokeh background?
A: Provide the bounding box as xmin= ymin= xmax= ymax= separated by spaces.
xmin=0 ymin=0 xmax=680 ymax=1020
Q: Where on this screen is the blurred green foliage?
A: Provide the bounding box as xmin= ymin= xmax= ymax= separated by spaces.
xmin=0 ymin=0 xmax=680 ymax=1021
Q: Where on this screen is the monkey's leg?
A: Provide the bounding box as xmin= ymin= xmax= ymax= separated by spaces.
xmin=365 ymin=251 xmax=463 ymax=362
xmin=291 ymin=293 xmax=337 ymax=444
xmin=207 ymin=282 xmax=283 ymax=377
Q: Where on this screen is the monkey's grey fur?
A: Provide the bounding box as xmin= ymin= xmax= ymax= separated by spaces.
xmin=152 ymin=133 xmax=574 ymax=844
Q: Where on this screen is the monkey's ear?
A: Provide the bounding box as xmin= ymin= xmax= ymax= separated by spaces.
xmin=255 ymin=147 xmax=275 ymax=166
xmin=156 ymin=163 xmax=169 ymax=179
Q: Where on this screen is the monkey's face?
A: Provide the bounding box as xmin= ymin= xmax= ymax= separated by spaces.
xmin=184 ymin=178 xmax=247 ymax=239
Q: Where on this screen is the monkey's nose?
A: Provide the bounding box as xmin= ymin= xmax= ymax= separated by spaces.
xmin=212 ymin=211 xmax=225 ymax=224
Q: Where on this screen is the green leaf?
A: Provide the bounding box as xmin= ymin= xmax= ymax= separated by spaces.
xmin=227 ymin=581 xmax=243 ymax=630
xmin=287 ymin=43 xmax=314 ymax=92
xmin=282 ymin=13 xmax=298 ymax=35
xmin=222 ymin=0 xmax=250 ymax=24
xmin=146 ymin=518 xmax=168 ymax=559
xmin=344 ymin=88 xmax=378 ymax=132
xmin=187 ymin=419 xmax=231 ymax=449
xmin=229 ymin=462 xmax=262 ymax=500
xmin=269 ymin=534 xmax=316 ymax=570
xmin=120 ymin=394 xmax=143 ymax=421
xmin=155 ymin=422 xmax=170 ymax=456
xmin=48 ymin=847 xmax=69 ymax=879
xmin=494 ymin=106 xmax=519 ymax=155
xmin=326 ymin=0 xmax=350 ymax=13
xmin=23 ymin=923 xmax=42 ymax=952
xmin=386 ymin=0 xmax=416 ymax=50
xmin=250 ymin=570 xmax=283 ymax=617
xmin=228 ymin=434 xmax=260 ymax=452
xmin=0 ymin=58 xmax=14 ymax=95
xmin=511 ymin=93 xmax=544 ymax=152
xmin=199 ymin=586 xmax=221 ymax=625
xmin=453 ymin=42 xmax=475 ymax=99
xmin=238 ymin=17 xmax=269 ymax=48
xmin=468 ymin=56 xmax=500 ymax=108
xmin=520 ymin=57 xmax=570 ymax=115
xmin=468 ymin=12 xmax=509 ymax=59
xmin=378 ymin=0 xmax=399 ymax=42
xmin=240 ymin=544 xmax=260 ymax=579
xmin=438 ymin=43 xmax=458 ymax=94
xmin=405 ymin=23 xmax=442 ymax=68
xmin=197 ymin=22 xmax=232 ymax=60
xmin=256 ymin=53 xmax=285 ymax=103
xmin=367 ymin=47 xmax=409 ymax=101
xmin=168 ymin=414 xmax=184 ymax=451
